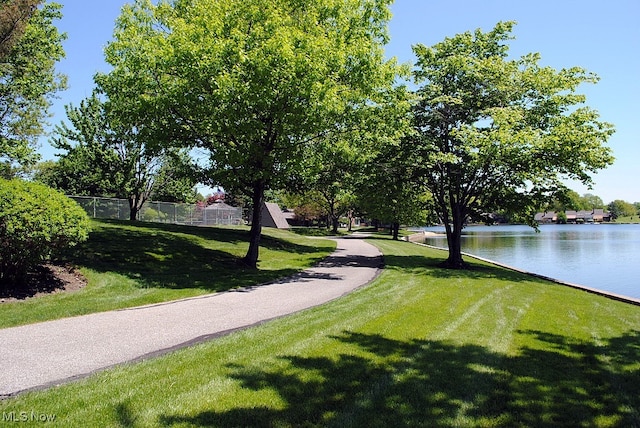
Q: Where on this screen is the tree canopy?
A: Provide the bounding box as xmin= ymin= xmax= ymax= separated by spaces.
xmin=409 ymin=21 xmax=615 ymax=268
xmin=0 ymin=0 xmax=39 ymax=59
xmin=46 ymin=93 xmax=196 ymax=219
xmin=547 ymin=190 xmax=607 ymax=212
xmin=301 ymin=137 xmax=360 ymax=234
xmin=607 ymin=199 xmax=636 ymax=220
xmin=97 ymin=0 xmax=399 ymax=267
xmin=0 ymin=0 xmax=66 ymax=175
xmin=357 ymin=139 xmax=431 ymax=240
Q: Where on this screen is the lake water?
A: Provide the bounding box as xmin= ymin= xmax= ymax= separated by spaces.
xmin=419 ymin=224 xmax=640 ymax=299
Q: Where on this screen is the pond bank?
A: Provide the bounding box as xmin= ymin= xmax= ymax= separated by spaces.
xmin=405 ymin=231 xmax=640 ymax=307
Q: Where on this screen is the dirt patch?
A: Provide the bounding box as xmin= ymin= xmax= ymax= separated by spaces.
xmin=0 ymin=263 xmax=87 ymax=303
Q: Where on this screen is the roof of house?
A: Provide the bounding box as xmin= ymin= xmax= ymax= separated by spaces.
xmin=261 ymin=202 xmax=290 ymax=229
xmin=204 ymin=202 xmax=240 ymax=211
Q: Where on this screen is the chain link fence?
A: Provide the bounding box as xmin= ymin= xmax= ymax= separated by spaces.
xmin=68 ymin=196 xmax=243 ymax=226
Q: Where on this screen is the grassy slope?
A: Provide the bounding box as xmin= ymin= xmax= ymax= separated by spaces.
xmin=1 ymin=237 xmax=638 ymax=427
xmin=613 ymin=215 xmax=640 ymax=224
xmin=0 ymin=220 xmax=336 ymax=328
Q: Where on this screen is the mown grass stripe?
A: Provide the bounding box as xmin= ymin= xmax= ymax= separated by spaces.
xmin=1 ymin=233 xmax=638 ymax=427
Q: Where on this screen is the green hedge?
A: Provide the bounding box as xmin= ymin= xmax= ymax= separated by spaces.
xmin=0 ymin=179 xmax=90 ymax=289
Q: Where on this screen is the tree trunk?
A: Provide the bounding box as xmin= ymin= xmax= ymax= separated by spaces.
xmin=392 ymin=222 xmax=400 ymax=240
xmin=128 ymin=192 xmax=150 ymax=221
xmin=128 ymin=196 xmax=141 ymax=221
xmin=442 ymin=204 xmax=467 ymax=269
xmin=331 ymin=216 xmax=339 ymax=234
xmin=243 ymin=181 xmax=265 ymax=269
xmin=444 ymin=226 xmax=465 ymax=268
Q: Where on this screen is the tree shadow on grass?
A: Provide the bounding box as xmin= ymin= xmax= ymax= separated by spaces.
xmin=382 ymin=253 xmax=536 ymax=284
xmin=506 ymin=329 xmax=640 ymax=426
xmin=363 ymin=236 xmax=535 ymax=284
xmin=93 ymin=219 xmax=331 ymax=255
xmin=157 ymin=330 xmax=640 ymax=427
xmin=62 ymin=220 xmax=334 ymax=292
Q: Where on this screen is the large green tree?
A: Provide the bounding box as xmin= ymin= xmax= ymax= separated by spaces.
xmin=97 ymin=0 xmax=398 ymax=267
xmin=546 ymin=189 xmax=584 ymax=213
xmin=579 ymin=193 xmax=605 ymax=210
xmin=0 ymin=0 xmax=39 ymax=58
xmin=47 ymin=94 xmax=121 ymax=196
xmin=607 ymin=199 xmax=636 ymax=220
xmin=294 ymin=83 xmax=413 ymax=234
xmin=149 ymin=149 xmax=199 ymax=204
xmin=352 ymin=84 xmax=422 ymax=239
xmin=357 ymin=140 xmax=431 ymax=240
xmin=0 ymin=0 xmax=66 ymax=175
xmin=48 ymin=93 xmax=195 ymax=219
xmin=546 ymin=190 xmax=607 ymax=212
xmin=301 ymin=138 xmax=359 ymax=234
xmin=410 ymin=22 xmax=615 ymax=269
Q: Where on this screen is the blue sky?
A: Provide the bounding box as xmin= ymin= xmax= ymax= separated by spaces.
xmin=42 ymin=0 xmax=639 ymax=203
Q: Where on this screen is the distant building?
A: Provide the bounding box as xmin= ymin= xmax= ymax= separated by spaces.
xmin=203 ymin=202 xmax=243 ymax=226
xmin=261 ymin=202 xmax=290 ymax=229
xmin=534 ymin=212 xmax=558 ymax=223
xmin=535 ymin=209 xmax=611 ymax=224
xmin=592 ymin=209 xmax=610 ymax=222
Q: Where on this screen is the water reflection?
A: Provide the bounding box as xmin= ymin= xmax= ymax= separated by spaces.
xmin=421 ymin=224 xmax=640 ymax=299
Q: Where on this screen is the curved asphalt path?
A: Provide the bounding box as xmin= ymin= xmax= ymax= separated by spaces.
xmin=0 ymin=235 xmax=382 ymax=398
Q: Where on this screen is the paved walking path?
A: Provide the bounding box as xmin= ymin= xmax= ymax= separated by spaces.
xmin=0 ymin=235 xmax=382 ymax=398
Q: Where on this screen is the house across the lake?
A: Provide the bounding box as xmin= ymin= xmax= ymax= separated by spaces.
xmin=534 ymin=209 xmax=611 ymax=224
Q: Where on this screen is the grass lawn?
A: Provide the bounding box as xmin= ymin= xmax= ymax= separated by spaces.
xmin=0 ymin=219 xmax=336 ymax=328
xmin=613 ymin=215 xmax=640 ymax=224
xmin=1 ymin=235 xmax=638 ymax=426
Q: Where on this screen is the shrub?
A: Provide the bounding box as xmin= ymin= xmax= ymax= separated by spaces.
xmin=0 ymin=179 xmax=90 ymax=289
xmin=142 ymin=207 xmax=168 ymax=222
